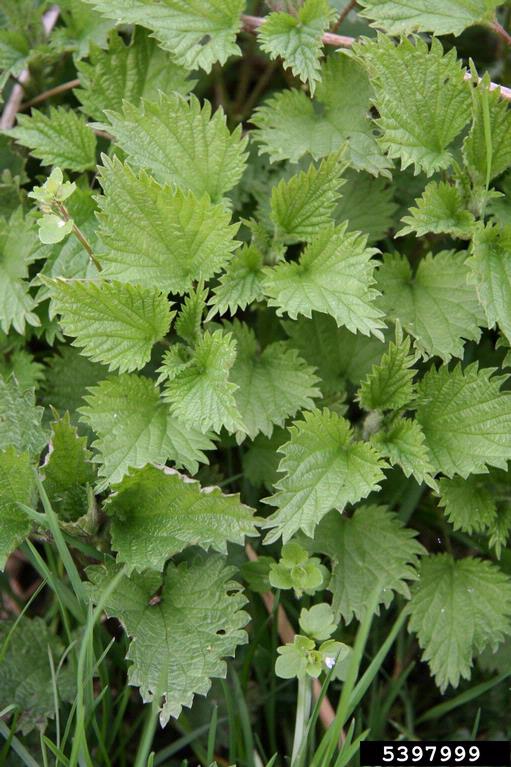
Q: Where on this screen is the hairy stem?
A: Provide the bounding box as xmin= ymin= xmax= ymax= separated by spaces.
xmin=20 ymin=78 xmax=80 ymax=111
xmin=56 ymin=202 xmax=102 ymax=272
xmin=332 ymin=0 xmax=357 ymax=33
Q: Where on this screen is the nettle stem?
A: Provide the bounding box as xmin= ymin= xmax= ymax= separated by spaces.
xmin=291 ymin=676 xmax=312 ymax=766
xmin=56 ymin=201 xmax=102 ymax=272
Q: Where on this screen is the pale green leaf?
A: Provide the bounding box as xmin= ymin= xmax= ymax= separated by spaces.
xmin=106 ymin=464 xmax=258 ymax=572
xmin=0 ymin=208 xmax=42 ymax=334
xmin=358 ymin=333 xmax=416 ymax=412
xmin=271 ymin=152 xmax=346 ymax=243
xmin=175 ymin=284 xmax=207 ymax=346
xmin=415 ymin=363 xmax=511 ymax=478
xmin=308 ymin=505 xmax=424 ymax=622
xmin=81 ymin=0 xmax=245 ymax=72
xmin=163 ymin=330 xmax=244 ymax=435
xmin=98 ymin=93 xmax=247 ymax=202
xmin=408 ymin=554 xmax=511 ymax=690
xmin=0 ymin=448 xmax=34 ymax=570
xmin=398 ymin=181 xmax=475 ymax=239
xmin=45 ymin=277 xmax=173 ymax=373
xmin=8 ymin=107 xmax=97 ymax=172
xmin=77 ymin=28 xmax=195 ymax=120
xmin=469 ymin=223 xmax=511 ymax=341
xmin=262 ymin=408 xmax=387 ymax=542
xmin=356 ymin=35 xmax=471 ymax=175
xmin=96 ymin=158 xmax=240 ymax=292
xmin=207 ymin=245 xmax=265 ymax=318
xmin=0 ymin=377 xmax=46 ymax=457
xmin=438 ymin=475 xmax=497 ymax=534
xmin=373 ymin=418 xmax=436 ymax=487
xmin=258 ymin=0 xmax=335 ymax=93
xmin=464 ymin=73 xmax=511 ymax=184
xmin=264 ymin=223 xmax=385 ymax=338
xmin=229 ymin=322 xmax=320 ymax=439
xmin=253 ymin=53 xmax=391 ymax=176
xmin=377 ymin=251 xmax=486 ymax=361
xmin=80 ymin=374 xmax=214 ymax=487
xmin=358 ymin=0 xmax=500 ymax=36
xmin=86 ymin=553 xmax=249 ymax=724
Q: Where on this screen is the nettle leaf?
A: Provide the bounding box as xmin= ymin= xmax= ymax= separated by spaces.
xmin=284 ymin=313 xmax=385 ymax=393
xmin=271 ymin=152 xmax=346 ymax=243
xmin=87 ymin=553 xmax=249 ymax=725
xmin=42 ymin=347 xmax=106 ymax=422
xmin=438 ymin=475 xmax=497 ymax=534
xmin=264 ymin=224 xmax=385 ymax=338
xmin=0 ymin=448 xmax=34 ymax=569
xmin=44 ymin=277 xmax=174 ymax=374
xmin=0 ymin=29 xmax=30 ymax=80
xmin=98 ymin=93 xmax=247 ymax=202
xmin=162 ymin=330 xmax=244 ymax=435
xmin=358 ymin=0 xmax=500 ymax=36
xmin=80 ymin=374 xmax=213 ymax=488
xmin=335 ymin=169 xmax=397 ymax=244
xmin=309 ymin=506 xmax=424 ymax=622
xmin=262 ymin=408 xmax=387 ymax=543
xmin=374 ymin=418 xmax=436 ymax=487
xmin=0 ymin=617 xmax=75 ymax=734
xmin=0 ymin=377 xmax=46 ymax=457
xmin=357 ymin=35 xmax=471 ymax=175
xmin=469 ymin=224 xmax=511 ymax=340
xmin=175 ymin=285 xmax=207 ymax=346
xmin=398 ymin=181 xmax=475 ymax=239
xmin=82 ymin=0 xmax=244 ymax=72
xmin=253 ymin=53 xmax=391 ymax=176
xmin=242 ymin=427 xmax=288 ymax=492
xmin=408 ymin=554 xmax=511 ymax=691
xmin=0 ymin=208 xmax=42 ymax=334
xmin=76 ymin=29 xmax=195 ymax=121
xmin=8 ymin=107 xmax=97 ymax=172
xmin=229 ymin=322 xmax=320 ymax=439
xmin=415 ymin=364 xmax=511 ymax=478
xmin=54 ymin=0 xmax=113 ymax=60
xmin=258 ymin=0 xmax=335 ymax=94
xmin=377 ymin=251 xmax=485 ymax=362
xmin=96 ymin=158 xmax=239 ymax=293
xmin=207 ymin=245 xmax=265 ymax=318
xmin=106 ymin=464 xmax=258 ymax=572
xmin=358 ymin=333 xmax=417 ymax=412
xmin=464 ymin=73 xmax=511 ymax=184
xmin=42 ymin=413 xmax=95 ymax=522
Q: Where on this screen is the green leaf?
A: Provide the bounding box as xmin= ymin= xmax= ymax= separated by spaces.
xmin=258 ymin=0 xmax=335 ymax=94
xmin=175 ymin=284 xmax=207 ymax=347
xmin=42 ymin=346 xmax=106 ymax=423
xmin=270 ymin=152 xmax=346 ymax=243
xmin=207 ymin=245 xmax=266 ymax=318
xmin=264 ymin=223 xmax=385 ymax=339
xmin=0 ymin=377 xmax=46 ymax=457
xmin=229 ymin=322 xmax=320 ymax=439
xmin=358 ymin=0 xmax=500 ymax=36
xmin=262 ymin=409 xmax=387 ymax=542
xmin=415 ymin=363 xmax=511 ymax=478
xmin=42 ymin=413 xmax=95 ymax=522
xmin=81 ymin=0 xmax=244 ymax=72
xmin=253 ymin=53 xmax=391 ymax=176
xmin=105 ymin=464 xmax=257 ymax=572
xmin=96 ymin=157 xmax=240 ymax=293
xmin=469 ymin=223 xmax=511 ymax=341
xmin=0 ymin=208 xmax=42 ymax=334
xmin=309 ymin=506 xmax=424 ymax=622
xmin=98 ymin=93 xmax=247 ymax=202
xmin=76 ymin=28 xmax=195 ymax=120
xmin=373 ymin=418 xmax=436 ymax=487
xmin=284 ymin=313 xmax=385 ymax=393
xmin=53 ymin=0 xmax=113 ymax=59
xmin=0 ymin=349 xmax=44 ymax=391
xmin=398 ymin=181 xmax=475 ymax=239
xmin=408 ymin=554 xmax=511 ymax=690
xmin=438 ymin=475 xmax=497 ymax=534
xmin=44 ymin=277 xmax=174 ymax=373
xmin=377 ymin=251 xmax=485 ymax=362
xmin=464 ymin=73 xmax=511 ymax=184
xmin=299 ymin=603 xmax=336 ymax=641
xmin=0 ymin=29 xmax=30 ymax=78
xmin=356 ymin=35 xmax=471 ymax=175
xmin=0 ymin=617 xmax=75 ymax=733
xmin=8 ymin=107 xmax=97 ymax=172
xmin=334 ymin=168 xmax=397 ymax=244
xmin=0 ymin=448 xmax=34 ymax=570
xmin=86 ymin=553 xmax=249 ymax=724
xmin=38 ymin=214 xmax=74 ymax=245
xmin=80 ymin=374 xmax=214 ymax=488
xmin=358 ymin=332 xmax=417 ymax=412
xmin=162 ymin=330 xmax=245 ymax=435
xmin=242 ymin=427 xmax=288 ymax=492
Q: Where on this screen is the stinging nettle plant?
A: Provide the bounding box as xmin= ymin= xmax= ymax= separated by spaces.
xmin=3 ymin=0 xmax=511 ymax=763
